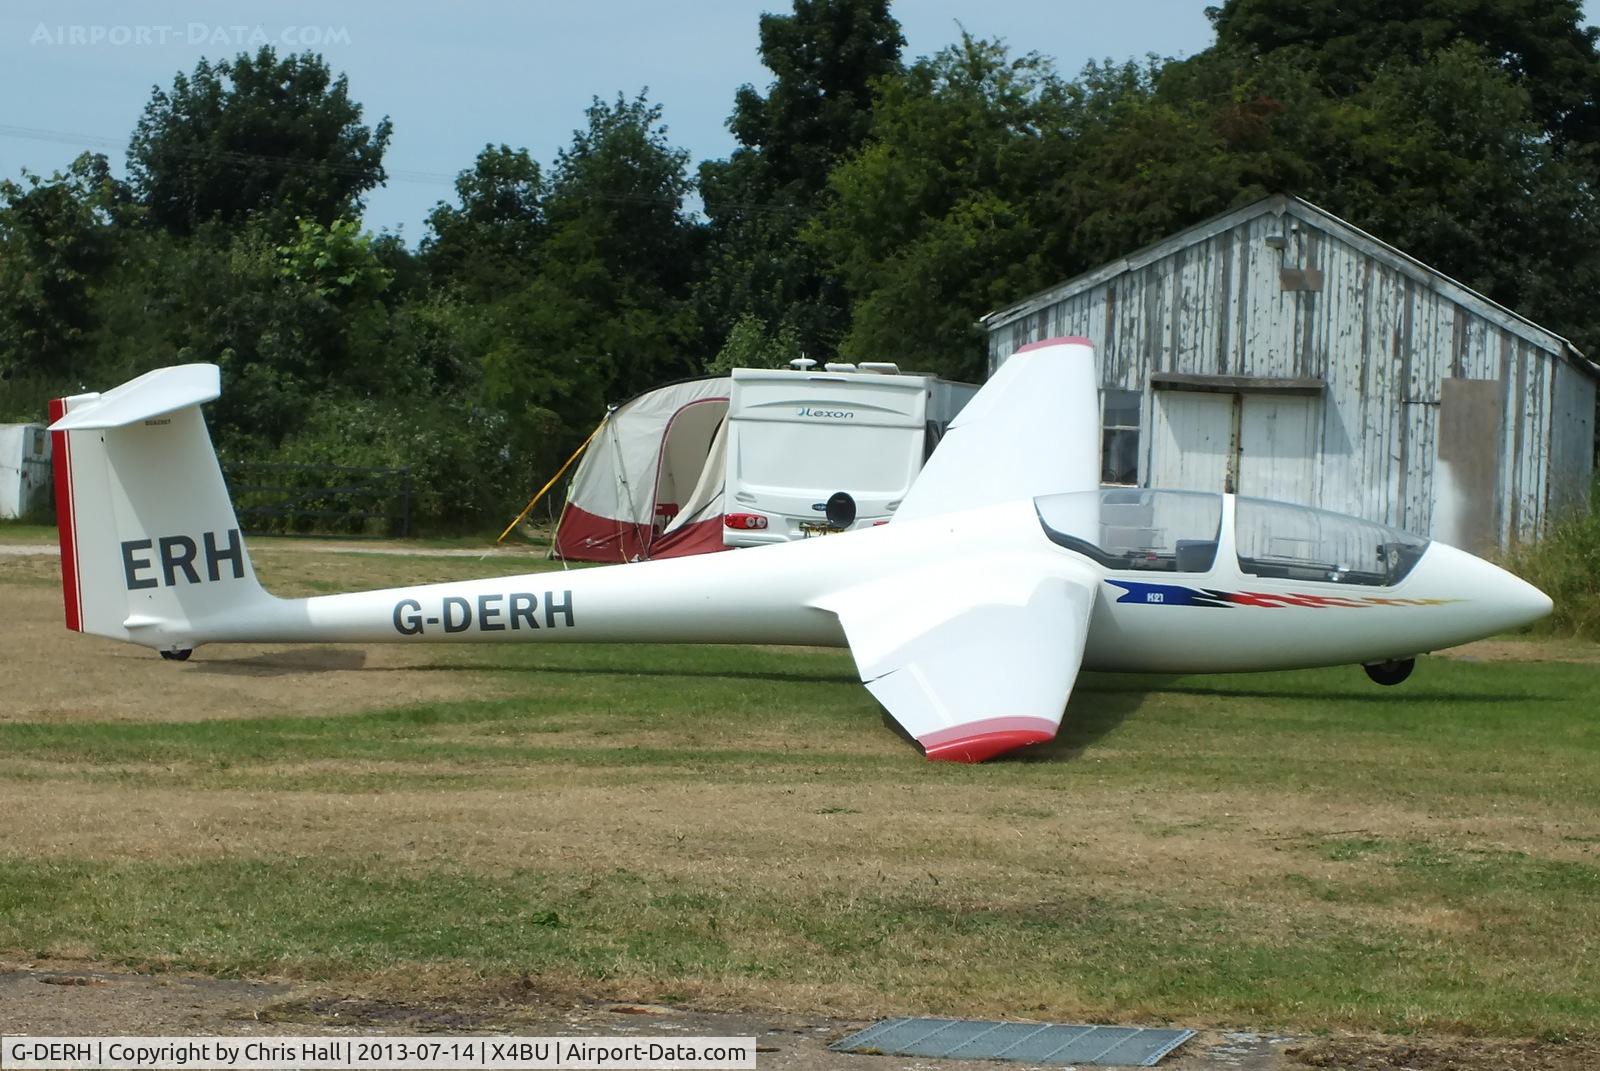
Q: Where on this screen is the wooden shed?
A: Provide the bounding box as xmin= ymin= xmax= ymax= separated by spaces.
xmin=981 ymin=195 xmax=1598 ymax=551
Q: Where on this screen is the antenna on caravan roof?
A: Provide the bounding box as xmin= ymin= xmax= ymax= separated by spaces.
xmin=789 ymin=357 xmax=817 ymax=370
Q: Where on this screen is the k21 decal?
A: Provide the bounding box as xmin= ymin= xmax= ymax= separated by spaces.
xmin=392 ymin=590 xmax=575 ymax=635
xmin=1105 ymin=579 xmax=1461 ymax=609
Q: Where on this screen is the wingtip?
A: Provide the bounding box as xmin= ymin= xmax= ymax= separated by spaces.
xmin=1014 ymin=336 xmax=1093 ymax=355
xmin=918 ymin=717 xmax=1059 ymax=763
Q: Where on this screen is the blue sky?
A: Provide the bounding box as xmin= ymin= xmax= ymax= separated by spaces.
xmin=0 ymin=1 xmax=1587 ymax=242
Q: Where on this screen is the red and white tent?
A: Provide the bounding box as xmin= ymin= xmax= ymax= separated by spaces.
xmin=554 ymin=377 xmax=732 ymax=562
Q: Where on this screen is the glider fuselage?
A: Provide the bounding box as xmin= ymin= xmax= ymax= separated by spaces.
xmin=180 ymin=493 xmax=1546 ymax=677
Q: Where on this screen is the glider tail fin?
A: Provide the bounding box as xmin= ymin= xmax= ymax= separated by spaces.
xmin=893 ymin=337 xmax=1100 ymax=523
xmin=48 ymin=364 xmax=268 ymax=651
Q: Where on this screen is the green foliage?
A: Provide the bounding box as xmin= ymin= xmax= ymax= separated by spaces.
xmin=227 ymin=393 xmax=525 ymax=534
xmin=696 ymin=0 xmax=905 ymax=361
xmin=543 ymin=93 xmax=696 ymax=302
xmin=0 ymin=154 xmax=126 ymax=387
xmin=727 ymin=0 xmax=906 ymax=197
xmin=809 ymin=35 xmax=1074 ymax=379
xmin=277 ymin=217 xmax=392 ymax=305
xmin=119 ymin=217 xmax=409 ymax=445
xmin=422 ymin=144 xmax=544 ymax=299
xmin=1206 ymin=0 xmax=1600 ymax=150
xmin=478 ymin=91 xmax=701 ymax=439
xmin=704 ymin=313 xmax=805 ymax=374
xmin=128 ymin=47 xmax=392 ymax=234
xmin=1503 ymin=482 xmax=1600 ymax=639
xmin=1168 ymin=10 xmax=1600 ymax=352
xmin=815 ymin=1 xmax=1600 ymax=373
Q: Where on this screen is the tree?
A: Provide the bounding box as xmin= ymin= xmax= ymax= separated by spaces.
xmin=807 ymin=36 xmax=1078 ymax=380
xmin=421 ymin=144 xmax=544 ymax=299
xmin=1205 ymin=0 xmax=1600 ymax=151
xmin=478 ymin=93 xmax=700 ymax=466
xmin=0 ymin=153 xmax=125 ymax=388
xmin=705 ymin=313 xmax=805 ymax=374
xmin=696 ymin=0 xmax=905 ymax=359
xmin=725 ymin=0 xmax=906 ymax=197
xmin=128 ymin=47 xmax=392 ymax=234
xmin=542 ymin=93 xmax=697 ymax=307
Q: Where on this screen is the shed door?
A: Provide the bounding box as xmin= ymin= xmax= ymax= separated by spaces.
xmin=1434 ymin=378 xmax=1504 ymax=553
xmin=1151 ymin=392 xmax=1235 ymax=492
xmin=1238 ymin=396 xmax=1318 ymax=504
xmin=1152 ymin=391 xmax=1321 ymax=500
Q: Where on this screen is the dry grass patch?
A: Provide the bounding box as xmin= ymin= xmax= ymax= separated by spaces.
xmin=0 ymin=588 xmax=526 ymax=723
xmin=1437 ymin=636 xmax=1600 ymax=663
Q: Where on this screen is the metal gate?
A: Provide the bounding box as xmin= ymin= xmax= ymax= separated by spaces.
xmin=222 ymin=461 xmax=413 ymax=537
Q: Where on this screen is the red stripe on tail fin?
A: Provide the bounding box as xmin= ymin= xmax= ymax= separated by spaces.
xmin=47 ymin=398 xmax=82 ymax=632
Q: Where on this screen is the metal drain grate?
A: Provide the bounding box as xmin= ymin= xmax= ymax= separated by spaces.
xmin=830 ymin=1017 xmax=1195 ymax=1067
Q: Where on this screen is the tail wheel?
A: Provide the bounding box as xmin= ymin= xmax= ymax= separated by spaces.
xmin=160 ymin=649 xmax=193 ymax=662
xmin=1363 ymin=658 xmax=1415 ymax=686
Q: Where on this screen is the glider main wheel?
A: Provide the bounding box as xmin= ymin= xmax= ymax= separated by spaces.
xmin=160 ymin=649 xmax=193 ymax=662
xmin=1363 ymin=658 xmax=1415 ymax=686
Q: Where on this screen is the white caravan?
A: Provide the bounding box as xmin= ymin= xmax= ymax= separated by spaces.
xmin=721 ymin=366 xmax=978 ymax=546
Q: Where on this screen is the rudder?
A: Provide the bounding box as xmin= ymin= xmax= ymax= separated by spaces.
xmin=49 ymin=365 xmax=269 ymax=652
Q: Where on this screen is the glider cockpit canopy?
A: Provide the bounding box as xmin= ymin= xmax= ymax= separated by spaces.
xmin=1035 ymin=488 xmax=1430 ymax=587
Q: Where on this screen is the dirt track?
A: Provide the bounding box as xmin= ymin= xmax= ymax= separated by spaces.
xmin=10 ymin=960 xmax=1600 ymax=1070
xmin=0 ymin=959 xmax=1296 ymax=1070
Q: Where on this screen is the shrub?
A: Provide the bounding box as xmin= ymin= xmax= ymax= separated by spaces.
xmin=1502 ymin=478 xmax=1600 ymax=640
xmin=220 ymin=392 xmax=535 ymax=536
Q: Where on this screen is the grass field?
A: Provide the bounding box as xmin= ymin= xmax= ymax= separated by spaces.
xmin=1 ymin=537 xmax=1598 ymax=1043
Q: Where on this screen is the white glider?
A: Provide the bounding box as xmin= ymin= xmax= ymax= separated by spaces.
xmin=47 ymin=339 xmax=1552 ymax=762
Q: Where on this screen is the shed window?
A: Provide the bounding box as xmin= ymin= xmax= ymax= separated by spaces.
xmin=1101 ymin=389 xmax=1141 ymax=485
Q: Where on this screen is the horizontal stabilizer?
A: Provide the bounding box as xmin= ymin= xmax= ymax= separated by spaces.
xmin=48 ymin=364 xmax=220 ymax=431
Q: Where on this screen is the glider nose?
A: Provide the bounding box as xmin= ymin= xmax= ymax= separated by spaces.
xmin=1511 ymin=574 xmax=1554 ymax=625
xmin=1422 ymin=542 xmax=1553 ymax=631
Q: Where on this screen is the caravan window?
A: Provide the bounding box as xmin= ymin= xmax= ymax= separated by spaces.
xmin=734 ymin=423 xmax=922 ymax=494
xmin=1235 ymin=498 xmax=1427 ymax=586
xmin=1036 ymin=489 xmax=1223 ymax=572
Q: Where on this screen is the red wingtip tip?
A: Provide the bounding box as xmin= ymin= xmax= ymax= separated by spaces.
xmin=923 ymin=729 xmax=1055 ymax=763
xmin=1015 ymin=335 xmax=1093 ymax=355
xmin=917 ymin=717 xmax=1059 ymax=763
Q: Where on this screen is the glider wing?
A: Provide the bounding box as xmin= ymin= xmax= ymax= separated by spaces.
xmin=818 ymin=554 xmax=1098 ymax=762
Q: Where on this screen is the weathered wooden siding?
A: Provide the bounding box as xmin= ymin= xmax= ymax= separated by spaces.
xmin=984 ymin=197 xmax=1595 ymax=546
xmin=1547 ymin=358 xmax=1597 ymax=523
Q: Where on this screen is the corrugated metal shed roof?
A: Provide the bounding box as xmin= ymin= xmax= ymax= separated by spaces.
xmin=981 ymin=195 xmax=1598 ymax=381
